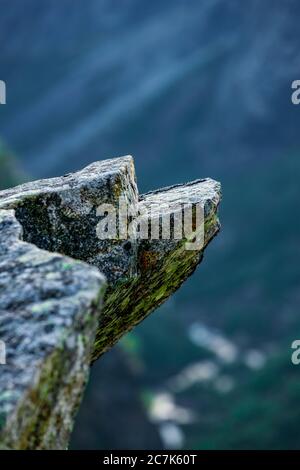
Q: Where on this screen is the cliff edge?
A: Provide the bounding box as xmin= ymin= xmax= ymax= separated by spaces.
xmin=0 ymin=156 xmax=221 ymax=449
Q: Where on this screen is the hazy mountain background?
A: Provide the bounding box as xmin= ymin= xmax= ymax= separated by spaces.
xmin=1 ymin=0 xmax=300 ymax=449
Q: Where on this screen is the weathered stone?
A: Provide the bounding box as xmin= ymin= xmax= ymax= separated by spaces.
xmin=0 ymin=155 xmax=221 ymax=449
xmin=93 ymin=177 xmax=221 ymax=359
xmin=0 ymin=156 xmax=138 ymax=284
xmin=0 ymin=210 xmax=106 ymax=449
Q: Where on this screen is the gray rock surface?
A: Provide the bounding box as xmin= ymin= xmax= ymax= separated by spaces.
xmin=0 ymin=156 xmax=138 ymax=284
xmin=0 ymin=155 xmax=221 ymax=449
xmin=94 ymin=176 xmax=221 ymax=359
xmin=0 ymin=210 xmax=106 ymax=449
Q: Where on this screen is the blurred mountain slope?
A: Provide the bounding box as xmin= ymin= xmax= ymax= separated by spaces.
xmin=0 ymin=0 xmax=299 ymax=185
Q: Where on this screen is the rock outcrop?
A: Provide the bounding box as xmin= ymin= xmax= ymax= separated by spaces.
xmin=0 ymin=156 xmax=221 ymax=449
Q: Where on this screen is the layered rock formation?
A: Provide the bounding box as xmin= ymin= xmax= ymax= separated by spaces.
xmin=0 ymin=156 xmax=221 ymax=449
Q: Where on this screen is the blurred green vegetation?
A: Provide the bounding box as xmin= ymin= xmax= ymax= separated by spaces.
xmin=0 ymin=140 xmax=25 ymax=189
xmin=186 ymin=353 xmax=300 ymax=449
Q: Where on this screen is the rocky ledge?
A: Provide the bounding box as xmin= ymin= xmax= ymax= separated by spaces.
xmin=0 ymin=156 xmax=221 ymax=449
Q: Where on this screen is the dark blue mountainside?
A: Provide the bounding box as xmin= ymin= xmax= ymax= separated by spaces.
xmin=1 ymin=0 xmax=300 ymax=449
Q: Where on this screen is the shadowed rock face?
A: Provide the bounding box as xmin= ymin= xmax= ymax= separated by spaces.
xmin=0 ymin=156 xmax=221 ymax=449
